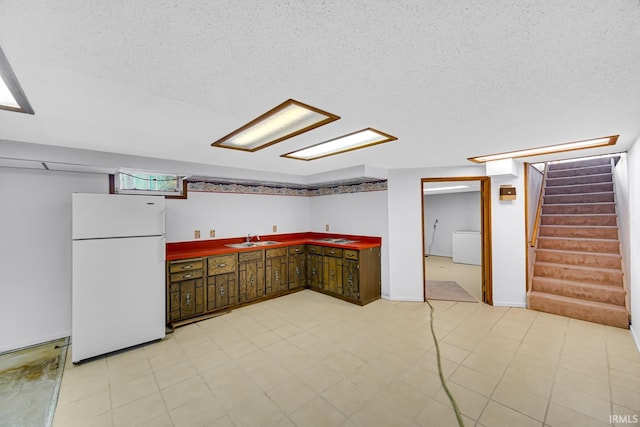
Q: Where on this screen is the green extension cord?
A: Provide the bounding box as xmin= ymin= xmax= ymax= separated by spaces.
xmin=426 ymin=299 xmax=465 ymax=427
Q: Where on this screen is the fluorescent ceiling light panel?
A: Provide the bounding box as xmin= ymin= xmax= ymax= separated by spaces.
xmin=468 ymin=135 xmax=618 ymax=163
xmin=282 ymin=128 xmax=397 ymax=161
xmin=0 ymin=46 xmax=34 ymax=114
xmin=212 ymin=99 xmax=339 ymax=151
xmin=423 ymin=185 xmax=470 ymax=193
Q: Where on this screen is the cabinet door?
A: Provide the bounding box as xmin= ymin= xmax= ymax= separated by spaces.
xmin=323 ymin=255 xmax=343 ymax=294
xmin=238 ymin=260 xmax=265 ymax=302
xmin=173 ymin=278 xmax=205 ymax=320
xmin=207 ymin=272 xmax=236 ymax=310
xmin=266 ymin=256 xmax=288 ymax=294
xmin=343 ymin=259 xmax=360 ymax=300
xmin=307 ymin=253 xmax=323 ymax=290
xmin=288 ymin=252 xmax=306 ymax=289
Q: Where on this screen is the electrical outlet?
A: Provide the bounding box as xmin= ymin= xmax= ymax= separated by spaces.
xmin=272 ymin=225 xmax=277 ymax=232
xmin=325 ymin=224 xmax=330 ymax=231
xmin=194 ymin=230 xmax=201 ymax=239
xmin=209 ymin=229 xmax=215 ymax=238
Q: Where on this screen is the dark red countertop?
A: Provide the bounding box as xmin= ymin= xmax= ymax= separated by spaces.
xmin=166 ymin=232 xmax=382 ymax=260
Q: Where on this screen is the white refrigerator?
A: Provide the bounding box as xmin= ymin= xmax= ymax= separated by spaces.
xmin=72 ymin=193 xmax=166 ymax=363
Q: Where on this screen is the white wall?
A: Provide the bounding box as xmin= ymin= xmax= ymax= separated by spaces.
xmin=490 ymin=165 xmax=527 ymax=307
xmin=625 ymin=140 xmax=640 ymax=350
xmin=309 ymin=190 xmax=390 ymax=298
xmin=166 ymin=191 xmax=311 ymax=243
xmin=0 ymin=167 xmax=108 ymax=352
xmin=387 ymin=165 xmax=527 ymax=305
xmin=613 ymin=154 xmax=632 ymax=316
xmin=424 ymin=191 xmax=481 ymax=257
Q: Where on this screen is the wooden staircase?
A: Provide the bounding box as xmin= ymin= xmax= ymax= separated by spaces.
xmin=528 ymin=157 xmax=629 ymax=328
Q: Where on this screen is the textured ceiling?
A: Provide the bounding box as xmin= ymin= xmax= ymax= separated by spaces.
xmin=1 ymin=0 xmax=639 ymax=177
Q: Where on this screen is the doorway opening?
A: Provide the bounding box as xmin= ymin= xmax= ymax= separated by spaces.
xmin=421 ymin=177 xmax=493 ymax=304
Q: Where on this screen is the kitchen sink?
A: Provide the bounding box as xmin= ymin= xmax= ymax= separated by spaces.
xmin=312 ymin=238 xmax=359 ymax=245
xmin=225 ymin=241 xmax=280 ymax=249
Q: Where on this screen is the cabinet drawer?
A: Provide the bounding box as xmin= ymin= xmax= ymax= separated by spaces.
xmin=169 ymin=259 xmax=204 ymax=273
xmin=288 ymin=245 xmax=305 ymax=255
xmin=170 ymin=269 xmax=204 ymax=282
xmin=266 ymin=247 xmax=287 ymax=258
xmin=306 ymin=245 xmax=324 ymax=255
xmin=323 ymin=247 xmax=343 ymax=257
xmin=239 ymin=250 xmax=263 ymax=263
xmin=208 ymin=254 xmax=236 ymax=275
xmin=344 ymin=249 xmax=359 ymax=260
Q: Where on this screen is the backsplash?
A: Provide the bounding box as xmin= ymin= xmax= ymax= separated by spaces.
xmin=188 ymin=179 xmax=387 ymax=196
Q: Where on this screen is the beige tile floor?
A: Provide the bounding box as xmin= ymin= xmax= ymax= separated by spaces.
xmin=426 ymin=256 xmax=482 ymax=302
xmin=54 ymin=290 xmax=640 ymax=427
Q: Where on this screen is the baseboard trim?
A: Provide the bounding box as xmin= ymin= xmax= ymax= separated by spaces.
xmin=493 ymin=301 xmax=527 ymax=308
xmin=631 ymin=325 xmax=640 ymax=353
xmin=389 ymin=296 xmax=424 ymax=302
xmin=0 ymin=330 xmax=71 ymax=354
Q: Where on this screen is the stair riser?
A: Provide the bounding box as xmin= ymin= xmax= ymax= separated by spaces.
xmin=528 ymin=293 xmax=628 ymax=328
xmin=545 ymin=183 xmax=613 ymax=195
xmin=547 ymin=165 xmax=611 ymax=178
xmin=531 ymin=278 xmax=626 ymax=305
xmin=540 ymin=215 xmax=617 ymax=226
xmin=535 ymin=251 xmax=621 ymax=269
xmin=544 ymin=193 xmax=614 ymax=204
xmin=538 ymin=226 xmax=618 ymax=239
xmin=542 ymin=203 xmax=615 ymax=215
xmin=533 ymin=264 xmax=623 ymax=286
xmin=536 ymin=238 xmax=620 ymax=254
xmin=546 ymin=174 xmax=612 ymax=187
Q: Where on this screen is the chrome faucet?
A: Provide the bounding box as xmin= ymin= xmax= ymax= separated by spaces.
xmin=246 ymin=234 xmax=260 ymax=242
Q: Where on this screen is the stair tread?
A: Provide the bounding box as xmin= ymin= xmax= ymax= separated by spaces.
xmin=541 ymin=213 xmax=616 ymax=217
xmin=537 ymin=236 xmax=618 ymax=242
xmin=534 ymin=260 xmax=623 ymax=273
xmin=539 ymin=224 xmax=617 ymax=229
xmin=531 ymin=275 xmax=625 ymax=290
xmin=528 ymin=291 xmax=627 ymax=312
xmin=534 ymin=248 xmax=621 ymax=258
xmin=543 ymin=202 xmax=615 ymax=207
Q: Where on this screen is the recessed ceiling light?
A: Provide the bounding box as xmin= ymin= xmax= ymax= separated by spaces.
xmin=467 ymin=135 xmax=618 ymax=163
xmin=423 ymin=185 xmax=470 ymax=193
xmin=0 ymin=46 xmax=34 ymax=114
xmin=211 ymin=99 xmax=339 ymax=152
xmin=282 ymin=128 xmax=397 ymax=161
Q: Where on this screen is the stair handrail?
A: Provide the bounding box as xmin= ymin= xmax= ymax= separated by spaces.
xmin=530 ymin=162 xmax=549 ymax=248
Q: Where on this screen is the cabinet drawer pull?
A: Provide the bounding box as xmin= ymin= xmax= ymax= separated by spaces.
xmin=220 ymin=285 xmax=225 ymax=296
xmin=182 ymin=265 xmax=193 ymax=269
xmin=217 ymin=263 xmax=227 ymax=268
xmin=185 ymin=291 xmax=191 ymax=306
xmin=183 ymin=274 xmax=193 ymax=278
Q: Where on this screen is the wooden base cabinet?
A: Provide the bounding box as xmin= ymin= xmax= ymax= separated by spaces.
xmin=167 ymin=258 xmax=205 ymax=323
xmin=265 ymin=248 xmax=288 ymax=295
xmin=323 ymin=247 xmax=343 ymax=295
xmin=288 ymin=245 xmax=306 ymax=289
xmin=238 ymin=250 xmax=265 ymax=303
xmin=207 ymin=254 xmax=237 ymax=310
xmin=307 ymin=245 xmax=323 ymax=290
xmin=167 ymin=242 xmax=382 ymax=326
xmin=347 ymin=247 xmax=381 ymax=305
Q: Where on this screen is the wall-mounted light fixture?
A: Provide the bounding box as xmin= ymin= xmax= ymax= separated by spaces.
xmin=282 ymin=128 xmax=397 ymax=161
xmin=468 ymin=135 xmax=618 ymax=163
xmin=0 ymin=46 xmax=34 ymax=114
xmin=211 ymin=99 xmax=339 ymax=152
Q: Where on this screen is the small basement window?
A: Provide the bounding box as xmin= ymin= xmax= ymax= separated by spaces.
xmin=112 ymin=169 xmax=186 ymax=197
